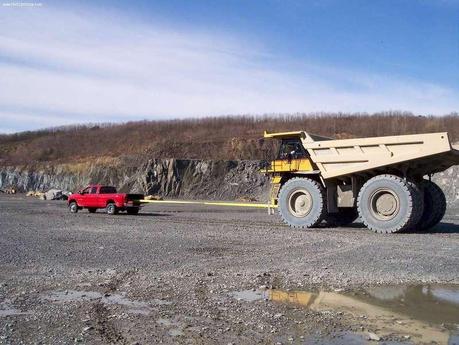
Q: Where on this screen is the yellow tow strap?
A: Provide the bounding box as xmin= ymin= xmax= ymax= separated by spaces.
xmin=139 ymin=199 xmax=277 ymax=208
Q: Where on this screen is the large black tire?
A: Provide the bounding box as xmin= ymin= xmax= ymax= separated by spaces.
xmin=87 ymin=208 xmax=97 ymax=213
xmin=106 ymin=203 xmax=118 ymax=215
xmin=325 ymin=208 xmax=359 ymax=227
xmin=69 ymin=201 xmax=78 ymax=213
xmin=404 ymin=181 xmax=425 ymax=232
xmin=357 ymin=175 xmax=423 ymax=234
xmin=417 ymin=180 xmax=447 ymax=231
xmin=126 ymin=207 xmax=139 ymax=215
xmin=278 ymin=177 xmax=326 ymax=229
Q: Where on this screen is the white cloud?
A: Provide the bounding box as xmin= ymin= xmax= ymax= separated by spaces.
xmin=0 ymin=4 xmax=458 ymax=133
xmin=0 ymin=127 xmax=17 ymax=134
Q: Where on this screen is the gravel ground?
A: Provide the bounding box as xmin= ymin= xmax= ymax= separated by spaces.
xmin=0 ymin=195 xmax=458 ymax=344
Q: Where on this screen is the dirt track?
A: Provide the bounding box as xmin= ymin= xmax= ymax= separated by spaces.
xmin=0 ymin=195 xmax=458 ymax=344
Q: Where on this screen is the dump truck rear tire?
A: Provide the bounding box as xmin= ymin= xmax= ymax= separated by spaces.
xmin=418 ymin=180 xmax=447 ymax=231
xmin=278 ymin=177 xmax=326 ymax=228
xmin=325 ymin=208 xmax=359 ymax=227
xmin=357 ymin=175 xmax=421 ymax=233
xmin=404 ymin=181 xmax=425 ymax=232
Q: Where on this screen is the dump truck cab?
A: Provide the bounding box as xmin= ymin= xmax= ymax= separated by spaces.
xmin=264 ymin=130 xmax=459 ymax=233
xmin=263 ymin=131 xmax=323 ymax=212
xmin=268 ymin=132 xmax=314 ymax=173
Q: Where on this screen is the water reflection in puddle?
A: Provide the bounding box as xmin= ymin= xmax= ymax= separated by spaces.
xmin=0 ymin=308 xmax=30 ymax=317
xmin=230 ymin=289 xmax=267 ymax=302
xmin=305 ymin=331 xmax=367 ymax=345
xmin=156 ymin=318 xmax=185 ymax=337
xmin=42 ymin=290 xmax=171 ymax=315
xmin=0 ymin=300 xmax=32 ymax=317
xmin=230 ymin=285 xmax=459 ymax=344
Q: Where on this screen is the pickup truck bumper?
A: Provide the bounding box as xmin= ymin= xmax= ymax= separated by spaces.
xmin=124 ymin=200 xmax=142 ymax=207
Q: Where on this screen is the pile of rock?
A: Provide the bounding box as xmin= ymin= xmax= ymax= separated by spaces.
xmin=26 ymin=189 xmax=71 ymax=201
xmin=143 ymin=195 xmax=163 ymax=200
xmin=0 ymin=187 xmax=17 ymax=194
xmin=26 ymin=191 xmax=45 ymax=199
xmin=45 ymin=189 xmax=70 ymax=201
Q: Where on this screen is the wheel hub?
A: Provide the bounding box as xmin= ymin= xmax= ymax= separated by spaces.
xmin=376 ymin=194 xmax=397 ymax=216
xmin=370 ymin=189 xmax=400 ymax=220
xmin=288 ymin=189 xmax=312 ymax=218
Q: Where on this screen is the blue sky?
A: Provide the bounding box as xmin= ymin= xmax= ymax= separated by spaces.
xmin=115 ymin=0 xmax=459 ymax=86
xmin=0 ymin=0 xmax=458 ymax=133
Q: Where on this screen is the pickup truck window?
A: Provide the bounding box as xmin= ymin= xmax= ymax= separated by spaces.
xmin=90 ymin=186 xmax=98 ymax=194
xmin=100 ymin=186 xmax=117 ymax=194
xmin=81 ymin=187 xmax=90 ymax=194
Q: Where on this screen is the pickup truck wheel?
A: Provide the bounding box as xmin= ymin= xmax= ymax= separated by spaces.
xmin=87 ymin=208 xmax=97 ymax=213
xmin=69 ymin=201 xmax=78 ymax=213
xmin=417 ymin=180 xmax=446 ymax=231
xmin=127 ymin=207 xmax=139 ymax=215
xmin=278 ymin=177 xmax=326 ymax=229
xmin=106 ymin=203 xmax=118 ymax=215
xmin=325 ymin=208 xmax=359 ymax=227
xmin=357 ymin=174 xmax=422 ymax=233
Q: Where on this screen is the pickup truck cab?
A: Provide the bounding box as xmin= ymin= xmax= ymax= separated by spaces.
xmin=68 ymin=185 xmax=143 ymax=215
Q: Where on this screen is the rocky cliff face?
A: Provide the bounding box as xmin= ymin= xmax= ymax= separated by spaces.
xmin=0 ymin=158 xmax=270 ymax=201
xmin=0 ymin=159 xmax=457 ymax=212
xmin=432 ymin=165 xmax=459 ymax=215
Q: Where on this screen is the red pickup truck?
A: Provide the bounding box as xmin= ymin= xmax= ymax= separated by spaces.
xmin=68 ymin=185 xmax=144 ymax=215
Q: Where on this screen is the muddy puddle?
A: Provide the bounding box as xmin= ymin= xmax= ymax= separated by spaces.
xmin=231 ymin=285 xmax=459 ymax=344
xmin=0 ymin=300 xmax=32 ymax=317
xmin=42 ymin=290 xmax=170 ymax=315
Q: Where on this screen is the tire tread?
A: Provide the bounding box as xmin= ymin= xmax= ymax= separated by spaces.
xmin=357 ymin=174 xmax=420 ymax=234
xmin=418 ymin=180 xmax=447 ymax=231
xmin=278 ymin=177 xmax=326 ymax=229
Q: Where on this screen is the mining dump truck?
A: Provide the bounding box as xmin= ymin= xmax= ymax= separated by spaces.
xmin=264 ymin=131 xmax=459 ymax=233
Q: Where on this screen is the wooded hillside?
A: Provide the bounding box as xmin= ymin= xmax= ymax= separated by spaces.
xmin=1 ymin=112 xmax=458 ymax=165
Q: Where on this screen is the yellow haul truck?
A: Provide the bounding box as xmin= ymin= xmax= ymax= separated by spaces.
xmin=264 ymin=131 xmax=459 ymax=233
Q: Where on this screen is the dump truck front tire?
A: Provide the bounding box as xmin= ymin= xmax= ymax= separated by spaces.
xmin=325 ymin=208 xmax=359 ymax=227
xmin=357 ymin=175 xmax=422 ymax=233
xmin=278 ymin=177 xmax=326 ymax=228
xmin=418 ymin=180 xmax=446 ymax=231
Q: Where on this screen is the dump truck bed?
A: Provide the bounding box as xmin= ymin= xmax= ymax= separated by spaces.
xmin=300 ymin=132 xmax=459 ymax=179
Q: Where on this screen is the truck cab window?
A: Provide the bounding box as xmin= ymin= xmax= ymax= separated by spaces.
xmin=100 ymin=187 xmax=117 ymax=194
xmin=278 ymin=139 xmax=307 ymax=160
xmin=90 ymin=187 xmax=98 ymax=194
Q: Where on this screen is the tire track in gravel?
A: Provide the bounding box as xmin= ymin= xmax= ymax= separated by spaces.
xmin=91 ymin=270 xmax=137 ymax=344
xmin=145 ymin=214 xmax=285 ymax=229
xmin=92 ymin=302 xmax=128 ymax=345
xmin=149 ymin=214 xmax=371 ymax=233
